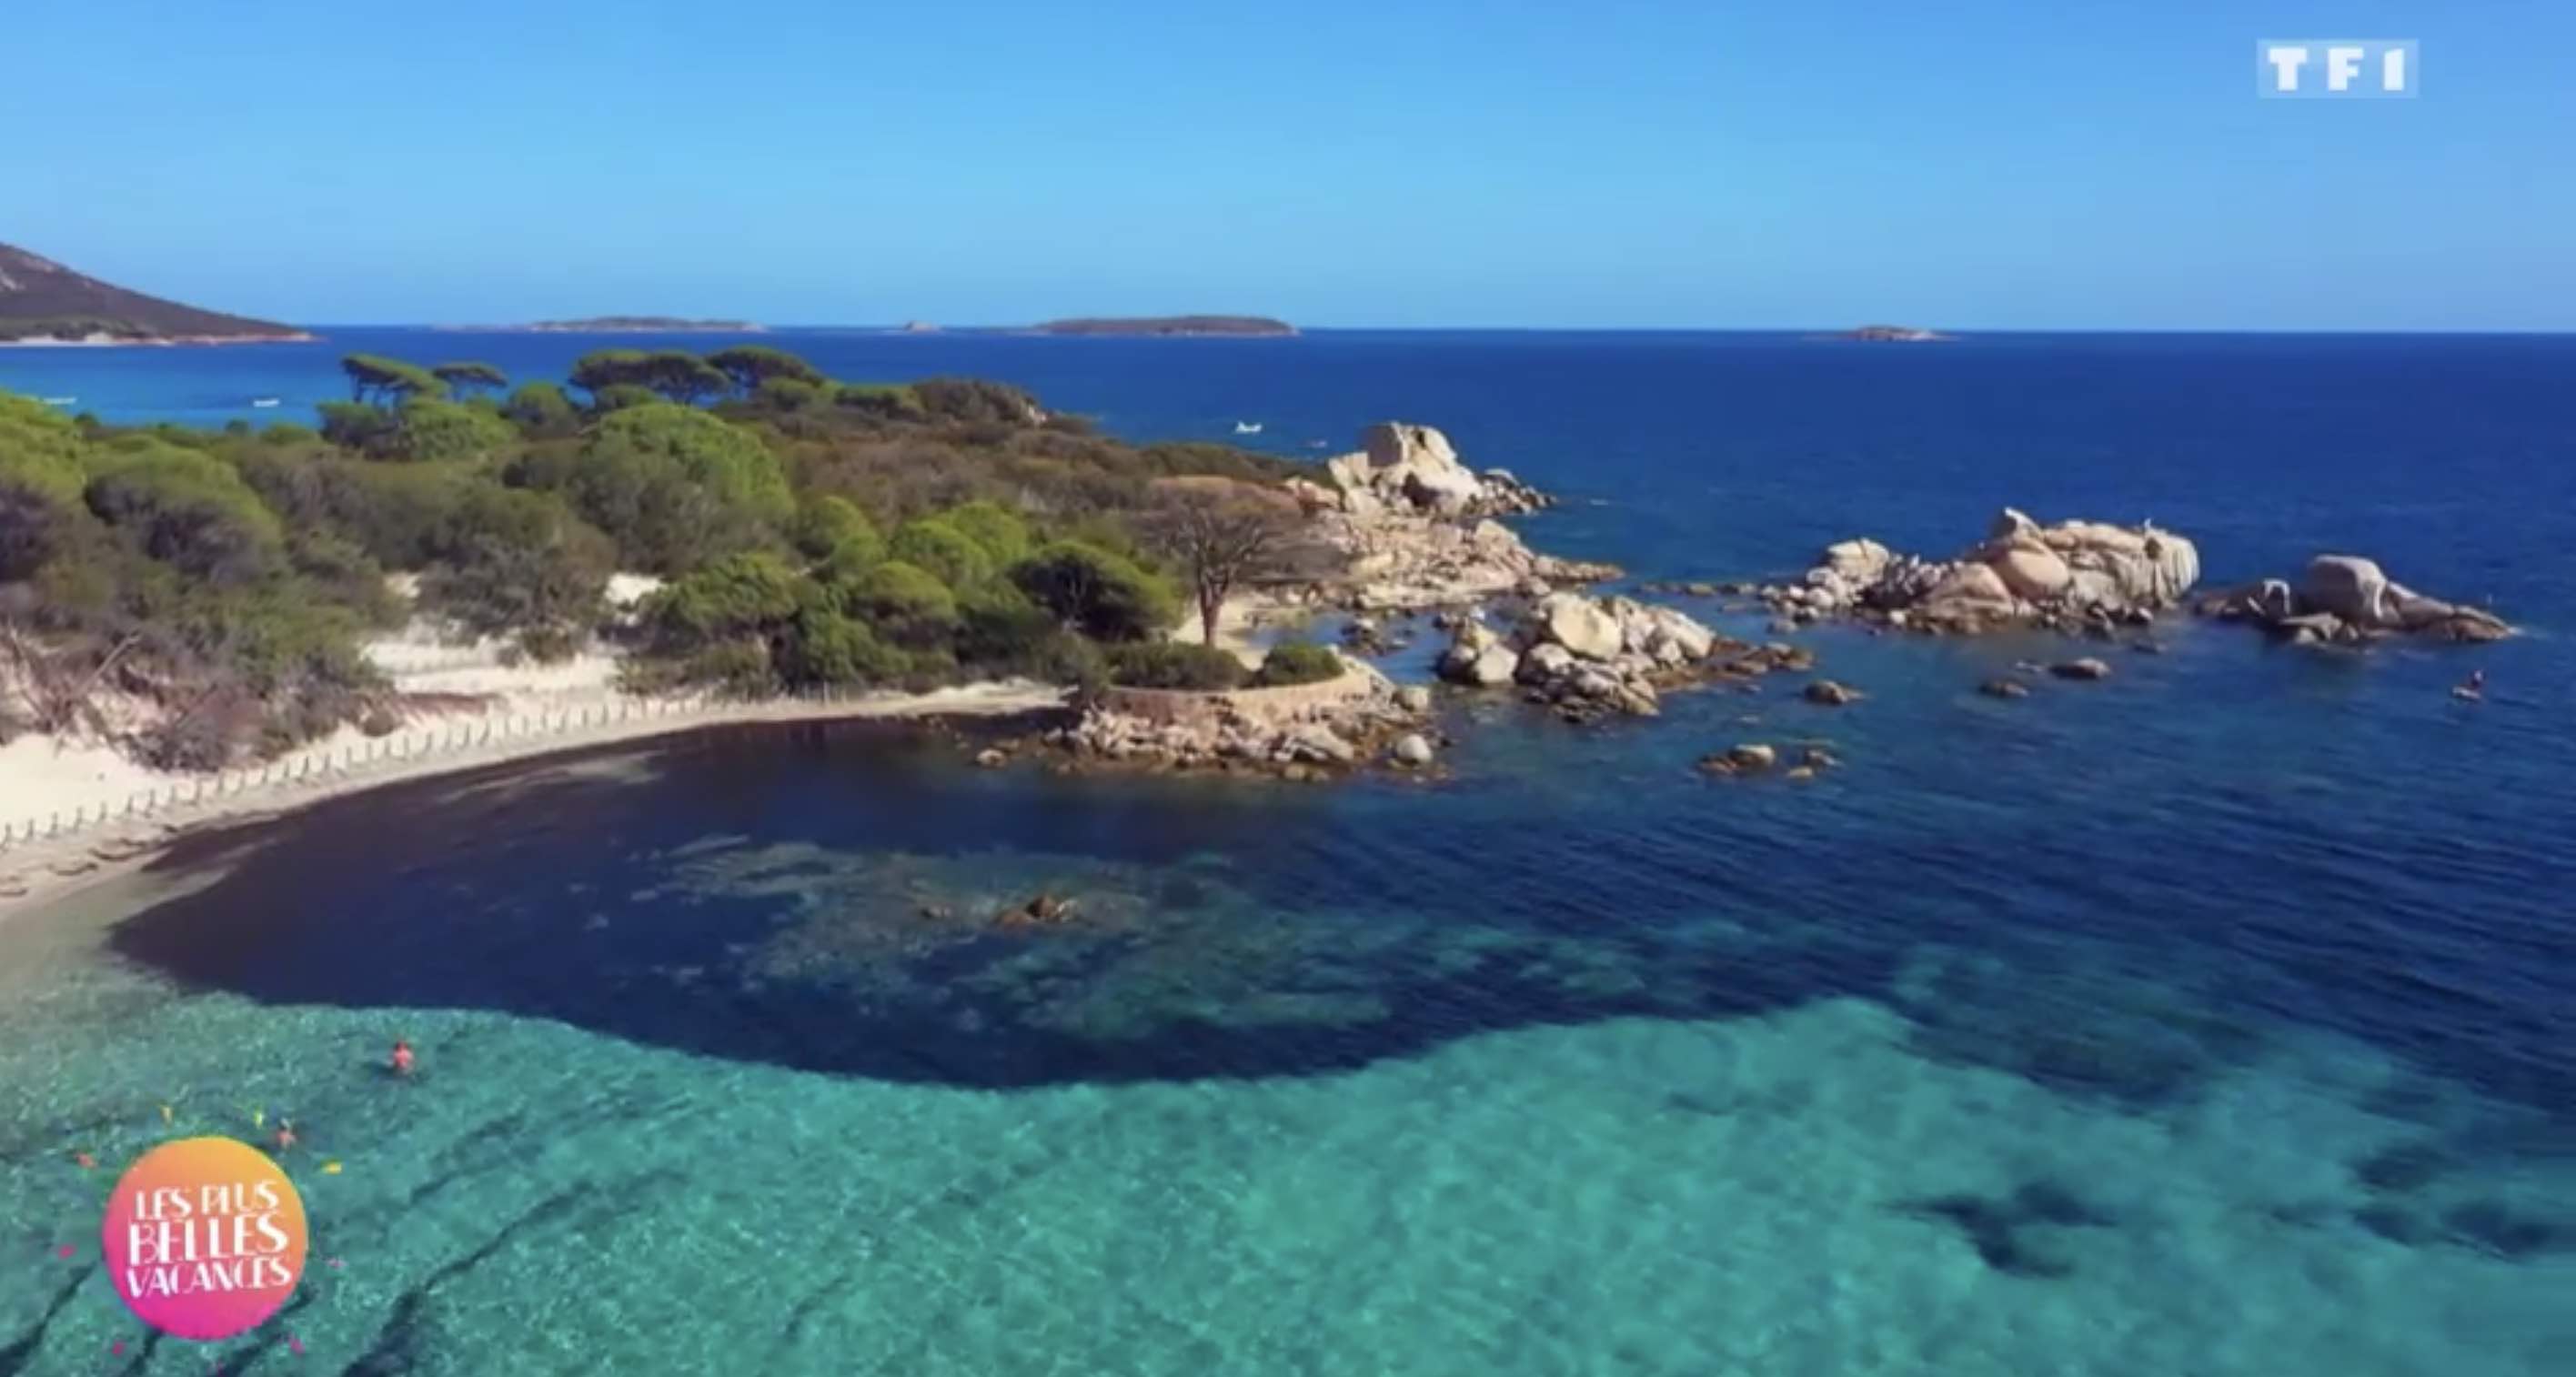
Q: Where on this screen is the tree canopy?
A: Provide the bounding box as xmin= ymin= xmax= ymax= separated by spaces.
xmin=0 ymin=343 xmax=1298 ymax=763
xmin=429 ymin=361 xmax=509 ymax=397
xmin=341 ymin=354 xmax=447 ymax=407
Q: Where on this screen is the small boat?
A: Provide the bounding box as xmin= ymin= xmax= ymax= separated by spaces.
xmin=40 ymin=396 xmax=75 ymax=406
xmin=251 ymin=397 xmax=281 ymax=408
xmin=1233 ymin=421 xmax=1263 ymax=435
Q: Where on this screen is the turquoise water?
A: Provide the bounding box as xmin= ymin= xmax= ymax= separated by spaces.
xmin=3 ymin=333 xmax=2572 ymax=1372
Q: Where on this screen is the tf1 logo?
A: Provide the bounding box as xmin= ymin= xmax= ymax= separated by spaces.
xmin=2257 ymin=40 xmax=2418 ymax=98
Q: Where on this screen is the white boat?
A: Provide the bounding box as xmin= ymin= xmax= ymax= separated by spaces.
xmin=40 ymin=396 xmax=75 ymax=406
xmin=1233 ymin=421 xmax=1263 ymax=435
xmin=251 ymin=397 xmax=281 ymax=408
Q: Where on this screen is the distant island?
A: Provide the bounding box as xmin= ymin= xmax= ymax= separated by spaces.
xmin=460 ymin=317 xmax=771 ymax=334
xmin=1034 ymin=316 xmax=1296 ymax=337
xmin=0 ymin=242 xmax=312 ymax=346
xmin=1834 ymin=324 xmax=1952 ymax=342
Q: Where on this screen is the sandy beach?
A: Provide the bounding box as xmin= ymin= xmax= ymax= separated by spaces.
xmin=0 ymin=615 xmax=1066 ymax=923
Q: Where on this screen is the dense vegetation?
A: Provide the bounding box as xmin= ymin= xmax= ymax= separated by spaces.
xmin=0 ymin=347 xmax=1299 ymax=765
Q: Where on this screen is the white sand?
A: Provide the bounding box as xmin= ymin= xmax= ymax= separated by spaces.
xmin=0 ymin=614 xmax=1064 ymax=920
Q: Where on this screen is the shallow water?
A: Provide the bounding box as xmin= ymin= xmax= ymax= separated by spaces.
xmin=3 ymin=333 xmax=2572 ymax=1372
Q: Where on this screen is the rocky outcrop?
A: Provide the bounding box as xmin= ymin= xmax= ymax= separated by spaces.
xmin=1047 ymin=668 xmax=1425 ymax=775
xmin=1435 ymin=618 xmax=1522 ymax=686
xmin=1436 ymin=591 xmax=1811 ymax=723
xmin=1533 ymin=592 xmax=1624 ymax=660
xmin=1313 ymin=423 xmax=1550 ymax=519
xmin=1764 ymin=508 xmax=2201 ymax=636
xmin=1302 ymin=507 xmax=1615 ymax=611
xmin=2199 ymin=554 xmax=2512 ymax=646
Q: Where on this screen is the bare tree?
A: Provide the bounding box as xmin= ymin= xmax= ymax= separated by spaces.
xmin=1142 ymin=480 xmax=1308 ymax=648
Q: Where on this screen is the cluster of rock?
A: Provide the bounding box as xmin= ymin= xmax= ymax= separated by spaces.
xmin=1439 ymin=590 xmax=1822 ymax=722
xmin=1285 ymin=422 xmax=1550 ymax=520
xmin=1762 ymin=508 xmax=2202 ymax=635
xmin=1699 ymin=741 xmax=1840 ymax=780
xmin=1306 ymin=511 xmax=1613 ymax=612
xmin=1039 ymin=675 xmax=1439 ymax=779
xmin=2198 ymin=555 xmax=2511 ymax=646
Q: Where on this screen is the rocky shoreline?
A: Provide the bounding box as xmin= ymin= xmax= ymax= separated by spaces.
xmin=995 ymin=426 xmax=2515 ymax=785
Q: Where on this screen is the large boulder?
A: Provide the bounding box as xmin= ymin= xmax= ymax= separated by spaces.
xmin=2302 ymin=555 xmax=2393 ymax=627
xmin=1924 ymin=561 xmax=2015 ymax=610
xmin=1820 ymin=538 xmax=1892 ymax=585
xmin=1515 ymin=641 xmax=1577 ymax=684
xmin=1986 ymin=541 xmax=2072 ymax=599
xmin=1987 ymin=507 xmax=2041 ymax=542
xmin=1437 ymin=619 xmax=1521 ymax=686
xmin=1363 ymin=422 xmax=1484 ymax=515
xmin=1531 ymin=592 xmax=1625 ymax=660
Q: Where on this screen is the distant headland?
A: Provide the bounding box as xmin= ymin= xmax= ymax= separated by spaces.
xmin=0 ymin=243 xmax=313 ymax=346
xmin=452 ymin=317 xmax=772 ymax=334
xmin=1830 ymin=324 xmax=1952 ymax=342
xmin=1034 ymin=316 xmax=1296 ymax=337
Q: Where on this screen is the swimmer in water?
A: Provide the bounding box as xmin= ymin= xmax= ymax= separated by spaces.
xmin=2454 ymin=668 xmax=2486 ymax=701
xmin=273 ymin=1121 xmax=297 ymax=1152
xmin=391 ymin=1040 xmax=415 ymax=1077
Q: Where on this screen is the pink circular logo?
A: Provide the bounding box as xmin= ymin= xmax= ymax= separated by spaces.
xmin=101 ymin=1137 xmax=308 ymax=1341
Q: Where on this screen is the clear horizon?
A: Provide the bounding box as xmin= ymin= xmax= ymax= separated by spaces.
xmin=8 ymin=1 xmax=2572 ymax=332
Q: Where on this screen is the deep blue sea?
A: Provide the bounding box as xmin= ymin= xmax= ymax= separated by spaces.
xmin=2 ymin=331 xmax=2571 ymax=1373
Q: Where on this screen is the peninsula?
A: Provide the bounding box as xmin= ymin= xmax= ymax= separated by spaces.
xmin=1034 ymin=316 xmax=1296 ymax=337
xmin=0 ymin=243 xmax=312 ymax=346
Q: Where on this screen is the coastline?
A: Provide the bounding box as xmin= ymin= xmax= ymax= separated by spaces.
xmin=0 ymin=331 xmax=318 ymax=348
xmin=0 ymin=680 xmax=1065 ymax=925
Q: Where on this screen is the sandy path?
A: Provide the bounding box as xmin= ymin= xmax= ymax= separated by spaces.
xmin=0 ymin=680 xmax=1064 ymax=923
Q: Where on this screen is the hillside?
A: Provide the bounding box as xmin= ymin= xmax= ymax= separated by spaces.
xmin=0 ymin=243 xmax=309 ymax=344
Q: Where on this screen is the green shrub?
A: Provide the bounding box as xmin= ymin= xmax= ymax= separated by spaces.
xmin=589 ymin=383 xmax=659 ymax=413
xmin=261 ymin=421 xmax=318 ymax=446
xmin=518 ymin=403 xmax=791 ymax=571
xmin=0 ymin=395 xmax=88 ymax=581
xmin=1010 ymin=540 xmax=1179 ymax=642
xmin=754 ymin=377 xmax=824 ymax=412
xmin=418 ymin=488 xmax=613 ymax=646
xmin=707 ymin=346 xmax=825 ymax=395
xmin=649 ymin=550 xmax=807 ymax=640
xmin=792 ymin=495 xmax=879 ymax=561
xmin=1107 ymin=641 xmax=1245 ymax=690
xmin=913 ymin=377 xmax=1040 ymax=426
xmin=387 ymin=398 xmax=515 ymax=463
xmin=1252 ymin=640 xmax=1343 ymax=687
xmin=838 ymin=559 xmax=959 ymax=647
xmin=82 ymin=442 xmax=284 ymax=583
xmin=501 ymin=382 xmax=579 ymax=437
xmin=317 ymin=401 xmax=395 ymax=452
xmin=833 ymin=382 xmax=925 ymax=421
xmin=888 ymin=517 xmax=996 ymax=588
xmin=780 ymin=608 xmax=910 ymax=686
xmin=941 ymin=498 xmax=1032 ymax=562
xmin=954 ymin=582 xmax=1055 ymax=665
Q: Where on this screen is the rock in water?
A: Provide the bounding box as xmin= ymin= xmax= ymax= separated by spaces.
xmin=1392 ymin=733 xmax=1435 ymax=767
xmin=1979 ymin=678 xmax=2031 ymax=699
xmin=2050 ymin=658 xmax=2113 ymax=681
xmin=1803 ymin=679 xmax=1861 ymax=706
xmin=1532 ymin=592 xmax=1625 ymax=660
xmin=2302 ymin=555 xmax=2392 ymax=626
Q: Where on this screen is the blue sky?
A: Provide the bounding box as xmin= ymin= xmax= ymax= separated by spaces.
xmin=7 ymin=1 xmax=2570 ymax=328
